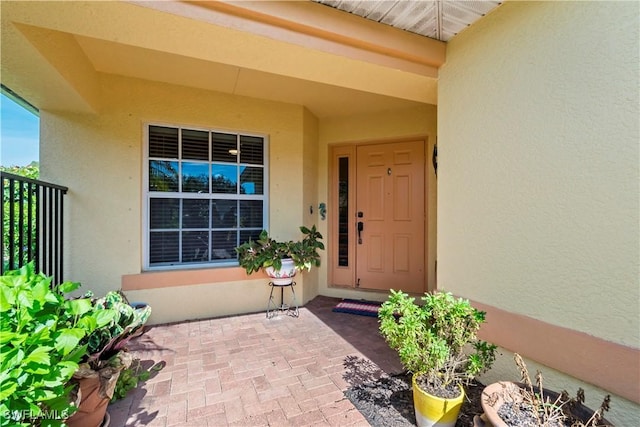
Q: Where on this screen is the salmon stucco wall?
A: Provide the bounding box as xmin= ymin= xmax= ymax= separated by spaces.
xmin=438 ymin=1 xmax=639 ymax=424
xmin=317 ymin=104 xmax=438 ymax=302
xmin=40 ymin=73 xmax=315 ymax=323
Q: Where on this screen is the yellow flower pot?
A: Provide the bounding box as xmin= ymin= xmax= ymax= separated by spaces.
xmin=413 ymin=375 xmax=464 ymax=427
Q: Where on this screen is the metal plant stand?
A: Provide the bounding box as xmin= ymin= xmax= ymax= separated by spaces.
xmin=267 ymin=281 xmax=299 ymax=318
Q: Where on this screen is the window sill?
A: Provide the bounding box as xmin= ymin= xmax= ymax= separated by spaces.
xmin=122 ymin=266 xmax=265 ymax=291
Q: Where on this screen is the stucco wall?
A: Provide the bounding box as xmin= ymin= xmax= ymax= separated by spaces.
xmin=41 ymin=73 xmax=312 ymax=322
xmin=317 ymin=104 xmax=438 ymax=301
xmin=39 ymin=70 xmax=437 ymax=323
xmin=438 ymin=1 xmax=639 ymax=423
xmin=301 ymin=108 xmax=321 ymax=303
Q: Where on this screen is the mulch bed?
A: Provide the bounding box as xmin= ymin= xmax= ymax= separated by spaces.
xmin=344 ymin=373 xmax=484 ymax=427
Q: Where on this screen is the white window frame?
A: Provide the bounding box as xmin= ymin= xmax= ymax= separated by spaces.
xmin=142 ymin=122 xmax=269 ymax=271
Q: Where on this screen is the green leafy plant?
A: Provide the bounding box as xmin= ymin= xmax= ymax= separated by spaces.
xmin=111 ymin=359 xmax=163 ymax=402
xmin=66 ymin=294 xmax=151 ymax=425
xmin=378 ymin=290 xmax=497 ymax=398
xmin=83 ymin=292 xmax=151 ymax=369
xmin=0 ymin=263 xmax=112 ymax=427
xmin=0 ymin=263 xmax=153 ymax=426
xmin=235 ymin=225 xmax=324 ymax=274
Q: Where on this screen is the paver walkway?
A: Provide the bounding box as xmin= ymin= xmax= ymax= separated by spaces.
xmin=108 ymin=296 xmax=402 ymax=426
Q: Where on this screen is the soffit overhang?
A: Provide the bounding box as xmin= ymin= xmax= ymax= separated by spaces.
xmin=1 ymin=1 xmax=451 ymax=117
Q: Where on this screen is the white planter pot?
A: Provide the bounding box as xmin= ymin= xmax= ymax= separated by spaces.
xmin=265 ymin=258 xmax=297 ymax=285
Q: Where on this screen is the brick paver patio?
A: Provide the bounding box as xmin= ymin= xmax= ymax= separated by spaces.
xmin=108 ymin=296 xmax=402 ymax=426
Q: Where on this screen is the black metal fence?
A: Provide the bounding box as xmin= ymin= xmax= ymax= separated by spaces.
xmin=1 ymin=171 xmax=68 ymax=284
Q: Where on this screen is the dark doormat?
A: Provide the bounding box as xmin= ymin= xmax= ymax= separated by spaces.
xmin=332 ymin=299 xmax=381 ymax=317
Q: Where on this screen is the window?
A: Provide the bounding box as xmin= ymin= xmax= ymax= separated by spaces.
xmin=328 ymin=145 xmax=355 ymax=287
xmin=144 ymin=124 xmax=268 ymax=269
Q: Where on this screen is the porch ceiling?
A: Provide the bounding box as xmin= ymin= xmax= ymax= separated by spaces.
xmin=312 ymin=0 xmax=502 ymax=42
xmin=0 ymin=1 xmax=499 ymax=118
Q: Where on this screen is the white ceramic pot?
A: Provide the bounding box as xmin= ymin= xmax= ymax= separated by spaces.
xmin=265 ymin=258 xmax=297 ymax=285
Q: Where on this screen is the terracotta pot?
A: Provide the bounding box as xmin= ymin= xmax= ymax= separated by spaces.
xmin=265 ymin=258 xmax=297 ymax=285
xmin=67 ymin=352 xmax=131 ymax=427
xmin=412 ymin=375 xmax=464 ymax=427
xmin=475 ymin=381 xmax=613 ymax=427
xmin=66 ymin=375 xmax=115 ymax=427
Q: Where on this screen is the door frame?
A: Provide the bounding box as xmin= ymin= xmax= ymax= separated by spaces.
xmin=328 ymin=137 xmax=437 ymax=293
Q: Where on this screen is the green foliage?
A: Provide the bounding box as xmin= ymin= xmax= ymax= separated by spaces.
xmin=0 ymin=263 xmax=97 ymax=427
xmin=1 ymin=164 xmax=39 ymax=272
xmin=111 ymin=359 xmax=163 ymax=402
xmin=83 ymin=293 xmax=151 ymax=369
xmin=0 ymin=164 xmax=39 ymax=180
xmin=235 ymin=225 xmax=325 ymax=274
xmin=378 ymin=290 xmax=497 ymax=390
xmin=0 ymin=263 xmax=153 ymax=426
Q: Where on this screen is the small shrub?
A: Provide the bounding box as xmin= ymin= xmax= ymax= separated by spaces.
xmin=379 ymin=290 xmax=496 ymax=397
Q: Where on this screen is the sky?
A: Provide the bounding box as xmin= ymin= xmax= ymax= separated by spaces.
xmin=0 ymin=93 xmax=39 ymax=167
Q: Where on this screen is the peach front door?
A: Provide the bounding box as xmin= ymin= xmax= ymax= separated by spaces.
xmin=355 ymin=141 xmax=425 ymax=293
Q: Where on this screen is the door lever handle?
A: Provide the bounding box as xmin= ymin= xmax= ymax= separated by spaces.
xmin=357 ymin=221 xmax=364 ymax=244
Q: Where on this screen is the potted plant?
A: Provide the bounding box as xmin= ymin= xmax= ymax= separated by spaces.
xmin=66 ymin=291 xmax=151 ymax=427
xmin=0 ymin=264 xmax=152 ymax=427
xmin=0 ymin=264 xmax=111 ymax=427
xmin=235 ymin=225 xmax=324 ymax=285
xmin=378 ymin=290 xmax=497 ymax=427
xmin=475 ymin=353 xmax=612 ymax=427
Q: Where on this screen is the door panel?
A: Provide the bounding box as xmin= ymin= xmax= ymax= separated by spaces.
xmin=356 ymin=141 xmax=425 ymax=293
xmin=394 ymin=175 xmax=411 ymax=220
xmin=393 ymin=234 xmax=411 ymax=272
xmin=369 ymin=176 xmax=384 ymax=219
xmin=368 ymin=234 xmax=384 ymax=271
